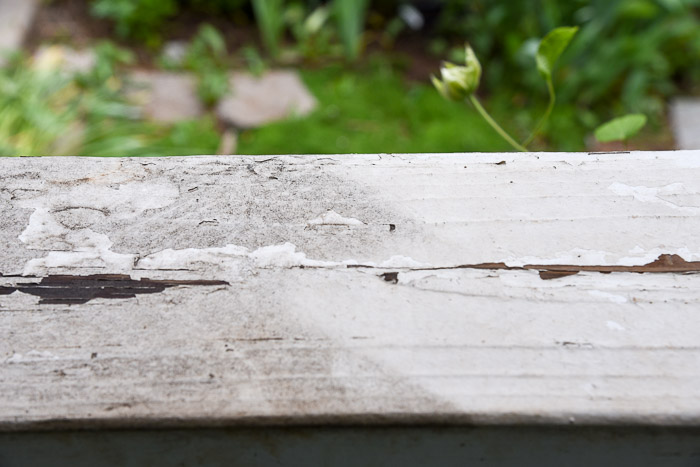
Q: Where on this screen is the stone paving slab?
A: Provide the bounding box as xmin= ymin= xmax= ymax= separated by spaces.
xmin=217 ymin=70 xmax=317 ymax=128
xmin=32 ymin=45 xmax=96 ymax=74
xmin=127 ymin=70 xmax=204 ymax=123
xmin=670 ymin=98 xmax=700 ymax=149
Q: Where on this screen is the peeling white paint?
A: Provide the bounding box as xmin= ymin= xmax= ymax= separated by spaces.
xmin=118 ymin=243 xmax=429 ymax=273
xmin=248 ymin=243 xmax=338 ymax=269
xmin=503 ymin=249 xmax=611 ymax=268
xmin=608 ymin=182 xmax=700 ymax=213
xmin=17 ymin=208 xmax=67 ymax=248
xmin=137 ymin=245 xmax=248 ymax=270
xmin=616 ymin=246 xmax=700 ymax=265
xmin=249 ymin=243 xmax=309 ymax=268
xmin=17 ymin=181 xmax=179 ymax=275
xmin=307 ymin=210 xmax=364 ymax=226
xmin=17 ymin=186 xmax=393 ymax=274
xmin=137 ymin=243 xmax=333 ymax=271
xmin=20 ymin=208 xmax=135 ymax=275
xmin=50 ymin=182 xmax=179 ymax=218
xmin=22 ymin=240 xmax=135 ymax=276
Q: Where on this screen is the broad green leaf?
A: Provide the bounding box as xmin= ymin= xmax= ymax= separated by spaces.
xmin=594 ymin=114 xmax=647 ymax=142
xmin=536 ymin=26 xmax=579 ymax=80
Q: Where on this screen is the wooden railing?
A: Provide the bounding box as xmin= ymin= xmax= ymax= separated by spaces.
xmin=1 ymin=152 xmax=699 ymax=464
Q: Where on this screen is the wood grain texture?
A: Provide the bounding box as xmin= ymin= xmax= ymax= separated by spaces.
xmin=1 ymin=151 xmax=700 ymax=431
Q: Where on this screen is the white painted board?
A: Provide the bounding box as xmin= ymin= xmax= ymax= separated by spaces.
xmin=1 ymin=152 xmax=700 ymax=430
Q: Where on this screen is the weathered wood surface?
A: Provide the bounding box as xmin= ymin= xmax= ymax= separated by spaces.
xmin=1 ymin=151 xmax=700 ymax=431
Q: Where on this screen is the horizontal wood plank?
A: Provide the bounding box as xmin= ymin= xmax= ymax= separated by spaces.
xmin=1 ymin=151 xmax=700 ymax=430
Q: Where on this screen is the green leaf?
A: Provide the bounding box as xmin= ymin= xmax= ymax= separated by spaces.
xmin=198 ymin=24 xmax=226 ymax=58
xmin=535 ymin=26 xmax=579 ymax=80
xmin=252 ymin=0 xmax=285 ymax=58
xmin=594 ymin=114 xmax=648 ymax=142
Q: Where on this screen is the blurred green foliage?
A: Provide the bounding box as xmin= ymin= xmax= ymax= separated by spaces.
xmin=184 ymin=25 xmax=230 ymax=106
xmin=13 ymin=0 xmax=700 ymax=154
xmin=435 ymin=0 xmax=700 ymax=141
xmin=158 ymin=24 xmax=230 ymax=105
xmin=90 ymin=0 xmax=369 ymax=61
xmin=91 ymin=0 xmax=178 ymax=45
xmin=595 ymin=113 xmax=647 ymax=143
xmin=334 ymin=0 xmax=369 ymax=61
xmin=89 ymin=0 xmax=699 ymax=114
xmin=285 ymin=3 xmax=338 ymax=61
xmin=251 ymin=0 xmax=286 ymax=58
xmin=238 ymin=61 xmax=510 ymax=154
xmin=0 ymin=43 xmax=220 ymax=156
xmin=91 ymin=0 xmax=248 ymax=45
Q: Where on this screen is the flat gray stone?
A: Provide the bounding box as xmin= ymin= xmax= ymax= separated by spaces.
xmin=670 ymin=98 xmax=700 ymax=149
xmin=32 ymin=45 xmax=96 ymax=74
xmin=0 ymin=0 xmax=38 ymax=64
xmin=216 ymin=70 xmax=317 ymax=128
xmin=127 ymin=71 xmax=204 ymax=123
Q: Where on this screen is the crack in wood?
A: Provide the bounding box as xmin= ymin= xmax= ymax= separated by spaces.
xmin=528 ymin=254 xmax=700 ymax=278
xmin=376 ymin=254 xmax=700 ymax=282
xmin=0 ymin=274 xmax=228 ymax=305
xmin=1 ymin=256 xmax=696 ymax=305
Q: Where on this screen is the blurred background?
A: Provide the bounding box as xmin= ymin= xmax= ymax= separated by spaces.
xmin=0 ymin=0 xmax=699 ymax=156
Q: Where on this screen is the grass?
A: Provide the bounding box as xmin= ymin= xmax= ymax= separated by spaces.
xmin=237 ymin=60 xmax=513 ymax=155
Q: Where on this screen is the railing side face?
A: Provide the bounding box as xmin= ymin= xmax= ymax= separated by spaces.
xmin=3 ymin=426 xmax=700 ymax=466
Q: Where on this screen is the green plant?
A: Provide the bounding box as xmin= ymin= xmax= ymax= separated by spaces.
xmin=432 ymin=0 xmax=700 ymax=147
xmin=90 ymin=0 xmax=249 ymax=45
xmin=242 ymin=45 xmax=267 ymax=76
xmin=186 ymin=0 xmax=248 ymax=15
xmin=0 ymin=44 xmax=220 ymax=157
xmin=238 ymin=62 xmax=511 ymax=155
xmin=334 ymin=0 xmax=369 ymax=61
xmin=432 ymin=27 xmax=577 ymax=152
xmin=183 ymin=24 xmax=230 ymax=106
xmin=0 ymin=53 xmax=78 ymax=155
xmin=285 ymin=3 xmax=336 ymax=61
xmin=524 ymin=26 xmax=578 ymax=145
xmin=594 ymin=113 xmax=647 ymax=144
xmin=78 ymin=41 xmax=136 ymax=88
xmin=91 ymin=0 xmax=176 ymax=45
xmin=252 ymin=0 xmax=286 ymax=58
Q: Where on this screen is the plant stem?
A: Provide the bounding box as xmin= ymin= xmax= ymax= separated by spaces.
xmin=523 ymin=78 xmax=555 ymax=147
xmin=468 ymin=95 xmax=528 ymax=152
